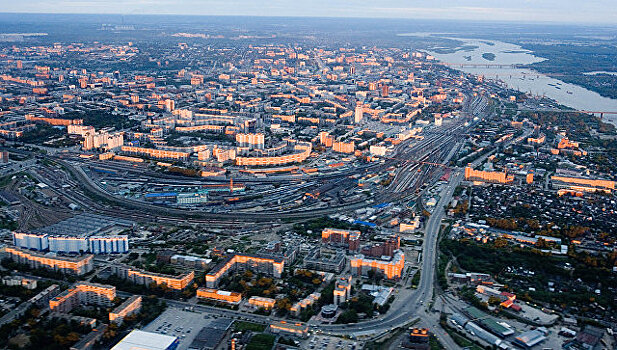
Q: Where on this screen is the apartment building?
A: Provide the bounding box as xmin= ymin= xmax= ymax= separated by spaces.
xmin=50 ymin=282 xmax=116 ymax=313
xmin=4 ymin=246 xmax=94 ymax=275
xmin=109 ymin=295 xmax=142 ymax=324
xmin=205 ymin=253 xmax=284 ymax=288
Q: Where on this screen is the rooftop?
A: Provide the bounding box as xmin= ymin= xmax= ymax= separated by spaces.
xmin=111 ymin=329 xmax=178 ymax=350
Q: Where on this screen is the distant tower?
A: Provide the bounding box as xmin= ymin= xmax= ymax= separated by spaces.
xmin=381 ymin=84 xmax=389 ymax=97
xmin=354 ymin=103 xmax=364 ymax=124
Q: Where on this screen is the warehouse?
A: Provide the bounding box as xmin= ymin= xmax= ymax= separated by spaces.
xmin=111 ymin=330 xmax=179 ymax=350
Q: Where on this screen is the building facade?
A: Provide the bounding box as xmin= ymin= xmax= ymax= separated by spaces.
xmin=205 ymin=253 xmax=284 ymax=288
xmin=350 ymin=251 xmax=405 ymax=280
xmin=49 ymin=282 xmax=116 ymax=313
xmin=109 ymin=295 xmax=142 ymax=324
xmin=111 ymin=264 xmax=194 ymax=290
xmin=4 ymin=246 xmax=94 ymax=275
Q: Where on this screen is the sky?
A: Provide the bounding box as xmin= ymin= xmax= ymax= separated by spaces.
xmin=1 ymin=0 xmax=615 ymax=24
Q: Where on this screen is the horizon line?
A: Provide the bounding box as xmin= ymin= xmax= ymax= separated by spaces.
xmin=0 ymin=11 xmax=616 ymax=27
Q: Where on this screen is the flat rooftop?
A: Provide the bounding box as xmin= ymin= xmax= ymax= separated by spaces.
xmin=33 ymin=213 xmax=134 ymax=237
xmin=111 ymin=329 xmax=178 ymax=350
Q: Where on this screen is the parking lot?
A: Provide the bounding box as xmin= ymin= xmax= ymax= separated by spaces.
xmin=142 ymin=308 xmax=217 ymax=350
xmin=303 ymin=335 xmax=360 ymax=350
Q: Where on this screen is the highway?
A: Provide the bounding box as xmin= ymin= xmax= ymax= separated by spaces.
xmin=310 ymin=169 xmax=464 ymax=344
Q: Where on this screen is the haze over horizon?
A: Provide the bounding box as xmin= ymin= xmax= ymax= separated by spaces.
xmin=1 ymin=0 xmax=616 ymax=25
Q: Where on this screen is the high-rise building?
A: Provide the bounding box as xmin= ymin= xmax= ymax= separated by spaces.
xmin=13 ymin=232 xmax=129 ymax=254
xmin=333 ymin=275 xmax=352 ymax=306
xmin=381 ymin=84 xmax=389 ymax=97
xmin=354 ymin=103 xmax=364 ymax=124
xmin=236 ymin=133 xmax=265 ymax=149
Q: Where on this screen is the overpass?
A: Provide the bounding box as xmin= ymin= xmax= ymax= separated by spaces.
xmin=519 ymin=109 xmax=617 ymax=118
xmin=439 ymin=62 xmax=524 ymax=69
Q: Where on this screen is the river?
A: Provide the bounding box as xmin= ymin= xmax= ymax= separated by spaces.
xmin=401 ymin=34 xmax=617 ymax=125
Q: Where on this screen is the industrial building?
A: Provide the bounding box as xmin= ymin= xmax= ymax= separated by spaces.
xmin=462 ymin=306 xmax=515 ymax=338
xmin=513 ymin=329 xmax=547 ymax=348
xmin=188 ymin=318 xmax=233 ymax=350
xmin=111 ymin=330 xmax=179 ymax=350
xmin=12 ymin=213 xmax=133 ymax=254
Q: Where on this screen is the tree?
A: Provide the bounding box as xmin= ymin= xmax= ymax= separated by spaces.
xmin=488 ymin=296 xmax=502 ymax=306
xmin=336 ymin=310 xmax=358 ymax=324
xmin=494 ymin=237 xmax=508 ymax=248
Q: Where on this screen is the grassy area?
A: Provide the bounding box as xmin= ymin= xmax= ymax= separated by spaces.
xmin=410 ymin=270 xmax=421 ymax=288
xmin=234 ymin=321 xmax=266 ymax=333
xmin=429 ymin=334 xmax=445 ymax=350
xmin=246 ymin=333 xmax=275 ymax=350
xmin=448 ymin=331 xmax=483 ymax=350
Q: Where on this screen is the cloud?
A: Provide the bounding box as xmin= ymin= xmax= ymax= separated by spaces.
xmin=1 ymin=0 xmax=616 ymax=24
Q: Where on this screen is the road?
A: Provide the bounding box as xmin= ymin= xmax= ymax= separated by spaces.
xmin=311 ymin=169 xmax=464 ymax=346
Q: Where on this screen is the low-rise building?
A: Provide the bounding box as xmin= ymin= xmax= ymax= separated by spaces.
xmin=1 ymin=275 xmax=37 ymax=289
xmin=290 ymin=293 xmax=320 ymax=316
xmin=248 ymin=296 xmax=276 ymax=310
xmin=196 ymin=288 xmax=242 ymax=305
xmin=269 ymin=320 xmax=309 ymax=338
xmin=111 ymin=330 xmax=179 ymax=350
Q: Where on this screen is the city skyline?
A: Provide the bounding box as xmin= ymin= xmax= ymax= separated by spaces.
xmin=0 ymin=4 xmax=615 ymax=349
xmin=1 ymin=0 xmax=617 ymax=25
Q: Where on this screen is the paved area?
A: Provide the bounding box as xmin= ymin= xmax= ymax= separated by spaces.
xmin=303 ymin=335 xmax=360 ymax=350
xmin=142 ymin=308 xmax=218 ymax=350
xmin=516 ymin=302 xmax=560 ymax=325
